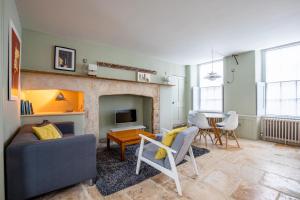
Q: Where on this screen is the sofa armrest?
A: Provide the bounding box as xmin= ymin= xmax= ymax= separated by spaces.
xmin=6 ymin=134 xmax=96 ymax=200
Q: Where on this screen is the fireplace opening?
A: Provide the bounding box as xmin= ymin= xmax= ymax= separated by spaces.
xmin=99 ymin=94 xmax=153 ymax=139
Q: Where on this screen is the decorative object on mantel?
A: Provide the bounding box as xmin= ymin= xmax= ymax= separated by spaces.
xmin=204 ymin=49 xmax=222 ymax=81
xmin=97 ymin=61 xmax=157 ymax=75
xmin=88 ymin=64 xmax=98 ymax=76
xmin=8 ymin=19 xmax=21 ymax=101
xmin=82 ymin=58 xmax=88 ymax=64
xmin=137 ymin=72 xmax=151 ymax=82
xmin=54 ymin=46 xmax=76 ymax=72
xmin=162 ymin=72 xmax=171 ymax=84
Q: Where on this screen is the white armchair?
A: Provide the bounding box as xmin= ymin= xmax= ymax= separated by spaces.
xmin=135 ymin=127 xmax=199 ymax=196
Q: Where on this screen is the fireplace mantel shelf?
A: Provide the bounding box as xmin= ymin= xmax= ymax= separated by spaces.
xmin=21 ymin=69 xmax=175 ymax=86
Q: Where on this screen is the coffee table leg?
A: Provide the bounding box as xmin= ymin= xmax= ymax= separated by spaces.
xmin=120 ymin=143 xmax=125 ymax=161
xmin=107 ymin=138 xmax=110 ymax=150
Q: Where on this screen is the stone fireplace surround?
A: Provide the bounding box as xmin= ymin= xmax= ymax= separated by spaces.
xmin=21 ymin=71 xmax=160 ymax=141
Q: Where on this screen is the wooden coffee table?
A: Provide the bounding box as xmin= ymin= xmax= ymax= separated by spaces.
xmin=107 ymin=129 xmax=156 ymax=161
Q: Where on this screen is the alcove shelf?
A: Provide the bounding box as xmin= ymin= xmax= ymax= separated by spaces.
xmin=21 ymin=112 xmax=85 ymax=117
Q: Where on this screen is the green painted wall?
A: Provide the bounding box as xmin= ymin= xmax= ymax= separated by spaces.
xmin=1 ymin=0 xmax=22 ymax=198
xmin=185 ymin=65 xmax=197 ymax=114
xmin=223 ymin=51 xmax=261 ymax=140
xmin=21 ymin=29 xmax=186 ymax=130
xmin=186 ymin=51 xmax=262 ymax=140
xmin=22 ymin=29 xmax=185 ymax=83
xmin=99 ymin=95 xmax=152 ymax=138
xmin=0 ymin=0 xmax=4 ymax=198
xmin=143 ymin=97 xmax=153 ymax=132
xmin=223 ymin=51 xmax=257 ymax=115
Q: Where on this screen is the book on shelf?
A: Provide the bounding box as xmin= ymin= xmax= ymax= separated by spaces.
xmin=21 ymin=100 xmax=34 ymax=115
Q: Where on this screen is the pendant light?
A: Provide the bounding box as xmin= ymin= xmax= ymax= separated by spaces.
xmin=204 ymin=49 xmax=222 ymax=81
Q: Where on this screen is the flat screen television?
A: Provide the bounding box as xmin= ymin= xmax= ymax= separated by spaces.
xmin=115 ymin=109 xmax=137 ymax=124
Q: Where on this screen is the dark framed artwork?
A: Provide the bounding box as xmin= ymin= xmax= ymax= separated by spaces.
xmin=54 ymin=46 xmax=76 ymax=72
xmin=8 ymin=20 xmax=21 ymax=101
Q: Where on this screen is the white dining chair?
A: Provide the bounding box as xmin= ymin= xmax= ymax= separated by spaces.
xmin=218 ymin=113 xmax=240 ymax=148
xmin=194 ymin=113 xmax=214 ymax=147
xmin=187 ymin=110 xmax=198 ymax=126
xmin=216 ymin=111 xmax=237 ymax=127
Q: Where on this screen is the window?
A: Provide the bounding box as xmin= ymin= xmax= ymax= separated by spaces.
xmin=198 ymin=60 xmax=223 ymax=112
xmin=264 ymin=43 xmax=300 ymax=116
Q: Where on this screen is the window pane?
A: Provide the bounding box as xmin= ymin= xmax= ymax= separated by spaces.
xmin=266 ymin=83 xmax=280 ymax=100
xmin=281 ymin=82 xmax=296 ymax=99
xmin=297 ymin=81 xmax=300 ymax=99
xmin=281 ymin=100 xmax=296 ymax=116
xmin=199 ymin=60 xmax=223 ymax=112
xmin=266 ymin=100 xmax=281 ymax=115
xmin=265 ymin=45 xmax=300 ymax=82
xmin=200 ymin=86 xmax=222 ymax=112
xmin=264 ymin=44 xmax=300 ymax=117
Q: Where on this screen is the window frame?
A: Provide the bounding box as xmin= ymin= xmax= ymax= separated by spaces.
xmin=262 ymin=42 xmax=300 ymax=117
xmin=197 ymin=59 xmax=224 ymax=113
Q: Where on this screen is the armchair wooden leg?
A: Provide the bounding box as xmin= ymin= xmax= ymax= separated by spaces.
xmin=188 ymin=146 xmax=199 ymax=175
xmin=232 ymin=131 xmax=240 ymax=148
xmin=136 ymin=139 xmax=145 ymax=175
xmin=167 ymin=151 xmax=182 ymax=196
xmin=174 ymin=175 xmax=182 ymax=196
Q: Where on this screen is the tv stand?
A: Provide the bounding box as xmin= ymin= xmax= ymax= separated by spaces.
xmin=109 ymin=125 xmax=146 ymax=133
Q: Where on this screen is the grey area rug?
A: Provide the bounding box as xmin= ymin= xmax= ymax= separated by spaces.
xmin=96 ymin=144 xmax=209 ymax=196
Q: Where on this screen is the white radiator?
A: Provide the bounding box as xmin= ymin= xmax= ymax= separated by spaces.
xmin=261 ymin=117 xmax=300 ymax=145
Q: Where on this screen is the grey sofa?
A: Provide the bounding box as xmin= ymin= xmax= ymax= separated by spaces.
xmin=5 ymin=122 xmax=97 ymax=200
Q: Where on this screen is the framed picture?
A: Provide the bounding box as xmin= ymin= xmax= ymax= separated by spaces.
xmin=54 ymin=46 xmax=76 ymax=71
xmin=8 ymin=20 xmax=21 ymax=101
xmin=137 ymin=72 xmax=151 ymax=82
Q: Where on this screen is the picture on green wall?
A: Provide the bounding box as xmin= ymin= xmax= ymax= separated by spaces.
xmin=8 ymin=20 xmax=21 ymax=101
xmin=54 ymin=46 xmax=76 ymax=72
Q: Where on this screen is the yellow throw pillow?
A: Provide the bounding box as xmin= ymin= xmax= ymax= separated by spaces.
xmin=32 ymin=124 xmax=62 ymax=140
xmin=155 ymin=126 xmax=187 ymax=160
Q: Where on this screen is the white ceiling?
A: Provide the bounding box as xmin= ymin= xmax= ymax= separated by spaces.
xmin=16 ymin=0 xmax=300 ymax=65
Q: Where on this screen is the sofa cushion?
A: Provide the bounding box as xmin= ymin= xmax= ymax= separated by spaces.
xmin=154 ymin=126 xmax=187 ymax=160
xmin=32 ymin=124 xmax=62 ymax=140
xmin=164 ymin=126 xmax=198 ymax=169
xmin=135 ymin=143 xmax=165 ymax=167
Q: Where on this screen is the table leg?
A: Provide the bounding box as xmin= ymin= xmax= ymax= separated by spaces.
xmin=120 ymin=143 xmax=126 ymax=161
xmin=211 ymin=119 xmax=223 ymax=145
xmin=107 ymin=137 xmax=110 ymax=150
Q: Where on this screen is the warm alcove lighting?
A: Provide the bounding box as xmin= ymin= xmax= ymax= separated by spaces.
xmin=21 ymin=89 xmax=84 ymax=114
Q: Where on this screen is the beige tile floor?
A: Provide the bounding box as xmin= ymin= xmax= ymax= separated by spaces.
xmin=36 ymin=138 xmax=300 ymax=200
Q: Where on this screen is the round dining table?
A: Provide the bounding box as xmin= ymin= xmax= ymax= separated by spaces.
xmin=201 ymin=112 xmax=227 ymax=145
